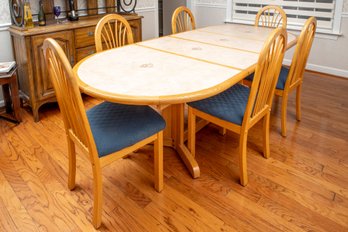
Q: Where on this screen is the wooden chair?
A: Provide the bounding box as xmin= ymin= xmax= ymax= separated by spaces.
xmin=43 ymin=38 xmax=165 ymax=228
xmin=187 ymin=28 xmax=287 ymax=186
xmin=94 ymin=14 xmax=134 ymax=53
xmin=255 ymin=5 xmax=287 ymax=28
xmin=246 ymin=17 xmax=317 ymax=136
xmin=275 ymin=17 xmax=317 ymax=136
xmin=172 ymin=6 xmax=196 ymax=34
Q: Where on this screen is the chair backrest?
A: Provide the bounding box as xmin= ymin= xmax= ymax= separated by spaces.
xmin=172 ymin=6 xmax=196 ymax=34
xmin=244 ymin=28 xmax=287 ymax=125
xmin=285 ymin=17 xmax=317 ymax=89
xmin=43 ymin=38 xmax=98 ymax=161
xmin=95 ymin=14 xmax=134 ymax=53
xmin=255 ymin=6 xmax=287 ymax=29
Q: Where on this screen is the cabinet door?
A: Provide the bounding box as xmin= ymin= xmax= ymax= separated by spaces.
xmin=32 ymin=31 xmax=74 ymax=101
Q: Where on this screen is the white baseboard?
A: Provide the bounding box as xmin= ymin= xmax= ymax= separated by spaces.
xmin=283 ymin=59 xmax=348 ymax=78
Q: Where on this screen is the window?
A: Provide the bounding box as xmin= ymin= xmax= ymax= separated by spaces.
xmin=226 ymin=0 xmax=344 ymax=34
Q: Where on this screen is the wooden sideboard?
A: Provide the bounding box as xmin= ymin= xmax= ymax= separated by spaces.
xmin=9 ymin=14 xmax=142 ymax=122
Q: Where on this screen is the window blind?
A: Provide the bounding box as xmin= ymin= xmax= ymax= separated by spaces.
xmin=228 ymin=0 xmax=342 ymax=33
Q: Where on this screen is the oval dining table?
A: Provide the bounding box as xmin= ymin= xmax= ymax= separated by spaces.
xmin=73 ymin=23 xmax=297 ymax=178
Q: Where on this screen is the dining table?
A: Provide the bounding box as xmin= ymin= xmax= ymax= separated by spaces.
xmin=73 ymin=23 xmax=297 ymax=178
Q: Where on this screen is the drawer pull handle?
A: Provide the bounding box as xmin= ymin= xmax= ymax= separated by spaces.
xmin=88 ymin=50 xmax=95 ymax=55
xmin=87 ymin=31 xmax=94 ymax=36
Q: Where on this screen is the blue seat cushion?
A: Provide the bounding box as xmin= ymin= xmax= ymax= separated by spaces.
xmin=188 ymin=84 xmax=250 ymax=125
xmin=87 ymin=102 xmax=166 ymax=158
xmin=244 ymin=66 xmax=289 ymax=90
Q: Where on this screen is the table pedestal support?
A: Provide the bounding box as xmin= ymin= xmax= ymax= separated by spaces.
xmin=170 ymin=104 xmax=200 ymax=178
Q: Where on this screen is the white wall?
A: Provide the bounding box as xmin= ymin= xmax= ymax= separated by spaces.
xmin=304 ymin=17 xmax=348 ymax=77
xmin=137 ymin=6 xmax=159 ymax=40
xmin=0 ymin=29 xmax=13 ymax=62
xmin=195 ymin=5 xmax=225 ymax=28
xmin=191 ymin=1 xmax=348 ymax=78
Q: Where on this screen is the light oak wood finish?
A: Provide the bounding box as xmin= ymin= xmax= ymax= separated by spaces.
xmin=255 ymin=5 xmax=287 ymax=29
xmin=74 ymin=23 xmax=297 ymax=180
xmin=95 ymin=14 xmax=134 ymax=53
xmin=275 ymin=17 xmax=317 ymax=137
xmin=171 ymin=6 xmax=196 ymax=34
xmin=43 ymin=38 xmax=164 ymax=229
xmin=0 ymin=71 xmax=347 ymax=231
xmin=9 ymin=14 xmax=142 ymax=122
xmin=188 ymin=28 xmax=287 ymax=186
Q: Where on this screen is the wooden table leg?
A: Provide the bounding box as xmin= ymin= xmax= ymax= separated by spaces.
xmin=10 ymin=72 xmax=21 ymax=122
xmin=171 ymin=104 xmax=200 ymax=178
xmin=160 ymin=105 xmax=175 ymax=148
xmin=2 ymin=84 xmax=12 ymax=113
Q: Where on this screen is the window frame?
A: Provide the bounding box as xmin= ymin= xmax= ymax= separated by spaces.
xmin=225 ymin=0 xmax=344 ymax=35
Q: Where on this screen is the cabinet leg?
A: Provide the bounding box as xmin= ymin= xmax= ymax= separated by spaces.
xmin=32 ymin=106 xmax=40 ymax=122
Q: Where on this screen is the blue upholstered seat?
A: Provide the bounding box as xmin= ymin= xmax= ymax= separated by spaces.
xmin=188 ymin=84 xmax=250 ymax=125
xmin=245 ymin=66 xmax=289 ymax=90
xmin=87 ymin=102 xmax=166 ymax=158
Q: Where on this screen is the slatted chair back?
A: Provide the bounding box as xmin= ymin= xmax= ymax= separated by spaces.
xmin=172 ymin=6 xmax=196 ymax=34
xmin=95 ymin=14 xmax=134 ymax=53
xmin=244 ymin=28 xmax=287 ymax=126
xmin=285 ymin=17 xmax=316 ymax=89
xmin=255 ymin=5 xmax=287 ymax=29
xmin=43 ymin=38 xmax=98 ymax=162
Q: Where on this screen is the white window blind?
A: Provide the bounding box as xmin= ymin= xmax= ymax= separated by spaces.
xmin=226 ymin=0 xmax=343 ymax=34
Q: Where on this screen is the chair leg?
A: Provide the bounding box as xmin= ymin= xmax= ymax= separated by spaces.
xmin=154 ymin=131 xmax=164 ymax=192
xmin=92 ymin=164 xmax=103 ymax=229
xmin=263 ymin=113 xmax=270 ymax=159
xmin=296 ymin=84 xmax=302 ymax=121
xmin=239 ymin=130 xmax=248 ymax=186
xmin=187 ymin=107 xmax=196 ymax=157
xmin=67 ymin=137 xmax=76 ymax=190
xmin=281 ymin=94 xmax=288 ymax=137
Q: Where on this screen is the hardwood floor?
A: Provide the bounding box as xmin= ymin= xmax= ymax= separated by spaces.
xmin=0 ymin=72 xmax=347 ymax=231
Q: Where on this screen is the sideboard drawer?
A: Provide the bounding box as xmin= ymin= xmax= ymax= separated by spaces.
xmin=76 ymin=46 xmax=96 ymax=62
xmin=75 ymin=26 xmax=96 ymax=48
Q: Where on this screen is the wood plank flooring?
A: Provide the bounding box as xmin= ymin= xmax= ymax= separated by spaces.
xmin=0 ymin=72 xmax=347 ymax=231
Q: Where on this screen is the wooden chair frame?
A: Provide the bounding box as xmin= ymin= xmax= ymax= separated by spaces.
xmin=171 ymin=6 xmax=196 ymax=34
xmin=188 ymin=28 xmax=287 ymax=186
xmin=255 ymin=5 xmax=287 ymax=28
xmin=95 ymin=14 xmax=134 ymax=53
xmin=275 ymin=17 xmax=317 ymax=136
xmin=43 ymin=38 xmax=163 ymax=229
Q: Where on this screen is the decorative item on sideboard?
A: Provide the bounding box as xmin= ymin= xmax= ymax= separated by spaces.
xmin=38 ymin=0 xmax=46 ymax=26
xmin=23 ymin=0 xmax=34 ymax=28
xmin=116 ymin=0 xmax=137 ymax=13
xmin=9 ymin=0 xmax=139 ymax=28
xmin=68 ymin=0 xmax=79 ymax=21
xmin=10 ymin=0 xmax=24 ymax=27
